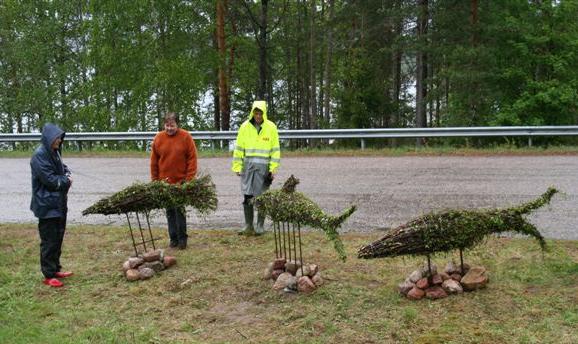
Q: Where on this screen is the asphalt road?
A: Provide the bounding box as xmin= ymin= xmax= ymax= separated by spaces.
xmin=2 ymin=155 xmax=577 ymax=239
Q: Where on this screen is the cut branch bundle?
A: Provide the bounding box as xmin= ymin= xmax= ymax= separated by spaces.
xmin=358 ymin=187 xmax=558 ymax=259
xmin=82 ymin=175 xmax=218 ymax=216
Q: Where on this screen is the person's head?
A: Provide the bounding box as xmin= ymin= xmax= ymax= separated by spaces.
xmin=164 ymin=112 xmax=179 ymax=136
xmin=41 ymin=123 xmax=65 ymax=152
xmin=51 ymin=137 xmax=63 ymax=150
xmin=253 ymin=108 xmax=264 ymax=125
xmin=250 ymin=101 xmax=267 ymax=125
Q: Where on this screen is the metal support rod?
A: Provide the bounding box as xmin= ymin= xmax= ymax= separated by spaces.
xmin=135 ymin=212 xmax=147 ymax=252
xmin=144 ymin=211 xmax=156 ymax=250
xmin=125 ymin=213 xmax=138 ymax=257
xmin=282 ymin=222 xmax=287 ymax=260
xmin=273 ymin=221 xmax=279 ymax=258
xmin=277 ymin=221 xmax=282 ymax=259
xmin=298 ymin=223 xmax=303 ymax=276
xmin=287 ymin=221 xmax=292 ymax=262
xmin=278 ymin=222 xmax=283 ymax=259
xmin=292 ymin=224 xmax=297 ymax=262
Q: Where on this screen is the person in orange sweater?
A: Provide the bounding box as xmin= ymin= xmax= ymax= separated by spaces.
xmin=150 ymin=112 xmax=198 ymax=249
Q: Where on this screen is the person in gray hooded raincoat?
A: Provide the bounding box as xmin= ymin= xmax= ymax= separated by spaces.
xmin=232 ymin=101 xmax=281 ymax=235
xmin=30 ymin=123 xmax=74 ymax=288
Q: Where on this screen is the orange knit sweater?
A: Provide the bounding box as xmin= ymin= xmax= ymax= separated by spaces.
xmin=150 ymin=128 xmax=197 ymax=184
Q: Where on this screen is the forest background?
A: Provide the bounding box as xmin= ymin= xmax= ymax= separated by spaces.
xmin=1 ymin=0 xmax=578 ymax=149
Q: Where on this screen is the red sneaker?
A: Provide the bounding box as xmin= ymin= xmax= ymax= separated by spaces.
xmin=43 ymin=278 xmax=64 ymax=288
xmin=55 ymin=271 xmax=73 ymax=278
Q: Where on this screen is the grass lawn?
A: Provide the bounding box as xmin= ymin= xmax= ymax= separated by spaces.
xmin=0 ymin=223 xmax=577 ymax=343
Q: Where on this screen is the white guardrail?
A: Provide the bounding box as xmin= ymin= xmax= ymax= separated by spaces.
xmin=1 ymin=126 xmax=578 ymax=148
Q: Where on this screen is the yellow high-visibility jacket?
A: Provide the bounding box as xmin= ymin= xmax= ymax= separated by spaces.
xmin=232 ymin=101 xmax=280 ymax=195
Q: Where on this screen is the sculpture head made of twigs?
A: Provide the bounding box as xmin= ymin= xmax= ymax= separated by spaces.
xmin=282 ymin=174 xmax=300 ymax=193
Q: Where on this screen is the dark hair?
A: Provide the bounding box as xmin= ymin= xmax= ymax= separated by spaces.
xmin=164 ymin=112 xmax=179 ymax=125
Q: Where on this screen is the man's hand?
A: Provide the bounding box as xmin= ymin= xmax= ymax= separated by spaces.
xmin=236 ymin=172 xmax=241 ymax=176
xmin=264 ymin=172 xmax=274 ymax=187
xmin=67 ymin=175 xmax=73 ymax=186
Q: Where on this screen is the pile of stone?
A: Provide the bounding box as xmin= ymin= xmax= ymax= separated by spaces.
xmin=122 ymin=249 xmax=177 ymax=281
xmin=263 ymin=258 xmax=324 ymax=293
xmin=398 ymin=261 xmax=489 ymax=300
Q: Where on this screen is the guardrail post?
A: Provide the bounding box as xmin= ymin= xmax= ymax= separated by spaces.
xmin=360 ymin=139 xmax=365 ymax=150
xmin=528 ymin=137 xmax=532 ymax=147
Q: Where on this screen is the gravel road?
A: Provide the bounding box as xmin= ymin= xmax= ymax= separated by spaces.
xmin=2 ymin=155 xmax=577 ymax=239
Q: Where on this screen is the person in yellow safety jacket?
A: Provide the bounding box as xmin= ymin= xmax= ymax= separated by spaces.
xmin=232 ymin=100 xmax=280 ymax=236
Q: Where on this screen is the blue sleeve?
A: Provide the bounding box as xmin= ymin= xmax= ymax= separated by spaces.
xmin=31 ymin=154 xmax=70 ymax=191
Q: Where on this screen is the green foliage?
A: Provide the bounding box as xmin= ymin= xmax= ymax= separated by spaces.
xmin=82 ymin=175 xmax=217 ymax=216
xmin=359 ymin=187 xmax=558 ymax=259
xmin=1 ymin=0 xmax=578 ymax=143
xmin=256 ymin=175 xmax=356 ymax=261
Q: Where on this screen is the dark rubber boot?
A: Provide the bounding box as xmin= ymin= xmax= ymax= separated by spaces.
xmin=255 ymin=212 xmax=265 ymax=235
xmin=238 ymin=203 xmax=255 ymax=236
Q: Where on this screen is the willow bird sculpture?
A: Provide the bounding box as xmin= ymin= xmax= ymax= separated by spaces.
xmin=358 ymin=187 xmax=558 ymax=271
xmin=82 ymin=175 xmax=218 ymax=216
xmin=255 ymin=175 xmax=356 ymax=261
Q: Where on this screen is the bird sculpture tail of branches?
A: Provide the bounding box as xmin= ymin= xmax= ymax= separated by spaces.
xmin=326 ymin=205 xmax=357 ymax=238
xmin=321 ymin=205 xmax=357 ymax=260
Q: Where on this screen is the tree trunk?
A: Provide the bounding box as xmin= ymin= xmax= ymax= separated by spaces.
xmin=470 ymin=0 xmax=479 ymax=46
xmin=59 ymin=26 xmax=68 ymax=125
xmin=392 ymin=3 xmax=402 ymax=121
xmin=323 ymin=0 xmax=334 ymax=127
xmin=415 ymin=0 xmax=428 ymax=146
xmin=428 ymin=63 xmax=434 ymax=126
xmin=156 ymin=13 xmax=168 ymax=129
xmin=298 ymin=1 xmax=309 ymax=138
xmin=241 ymin=0 xmax=269 ymax=102
xmin=258 ymin=0 xmax=269 ymax=101
xmin=469 ymin=0 xmax=479 ymax=126
xmin=216 ymin=0 xmax=230 ymax=132
xmin=309 ymin=0 xmax=318 ymax=147
xmin=213 ymin=71 xmax=220 ymax=132
xmin=225 ymin=7 xmax=237 ymax=132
